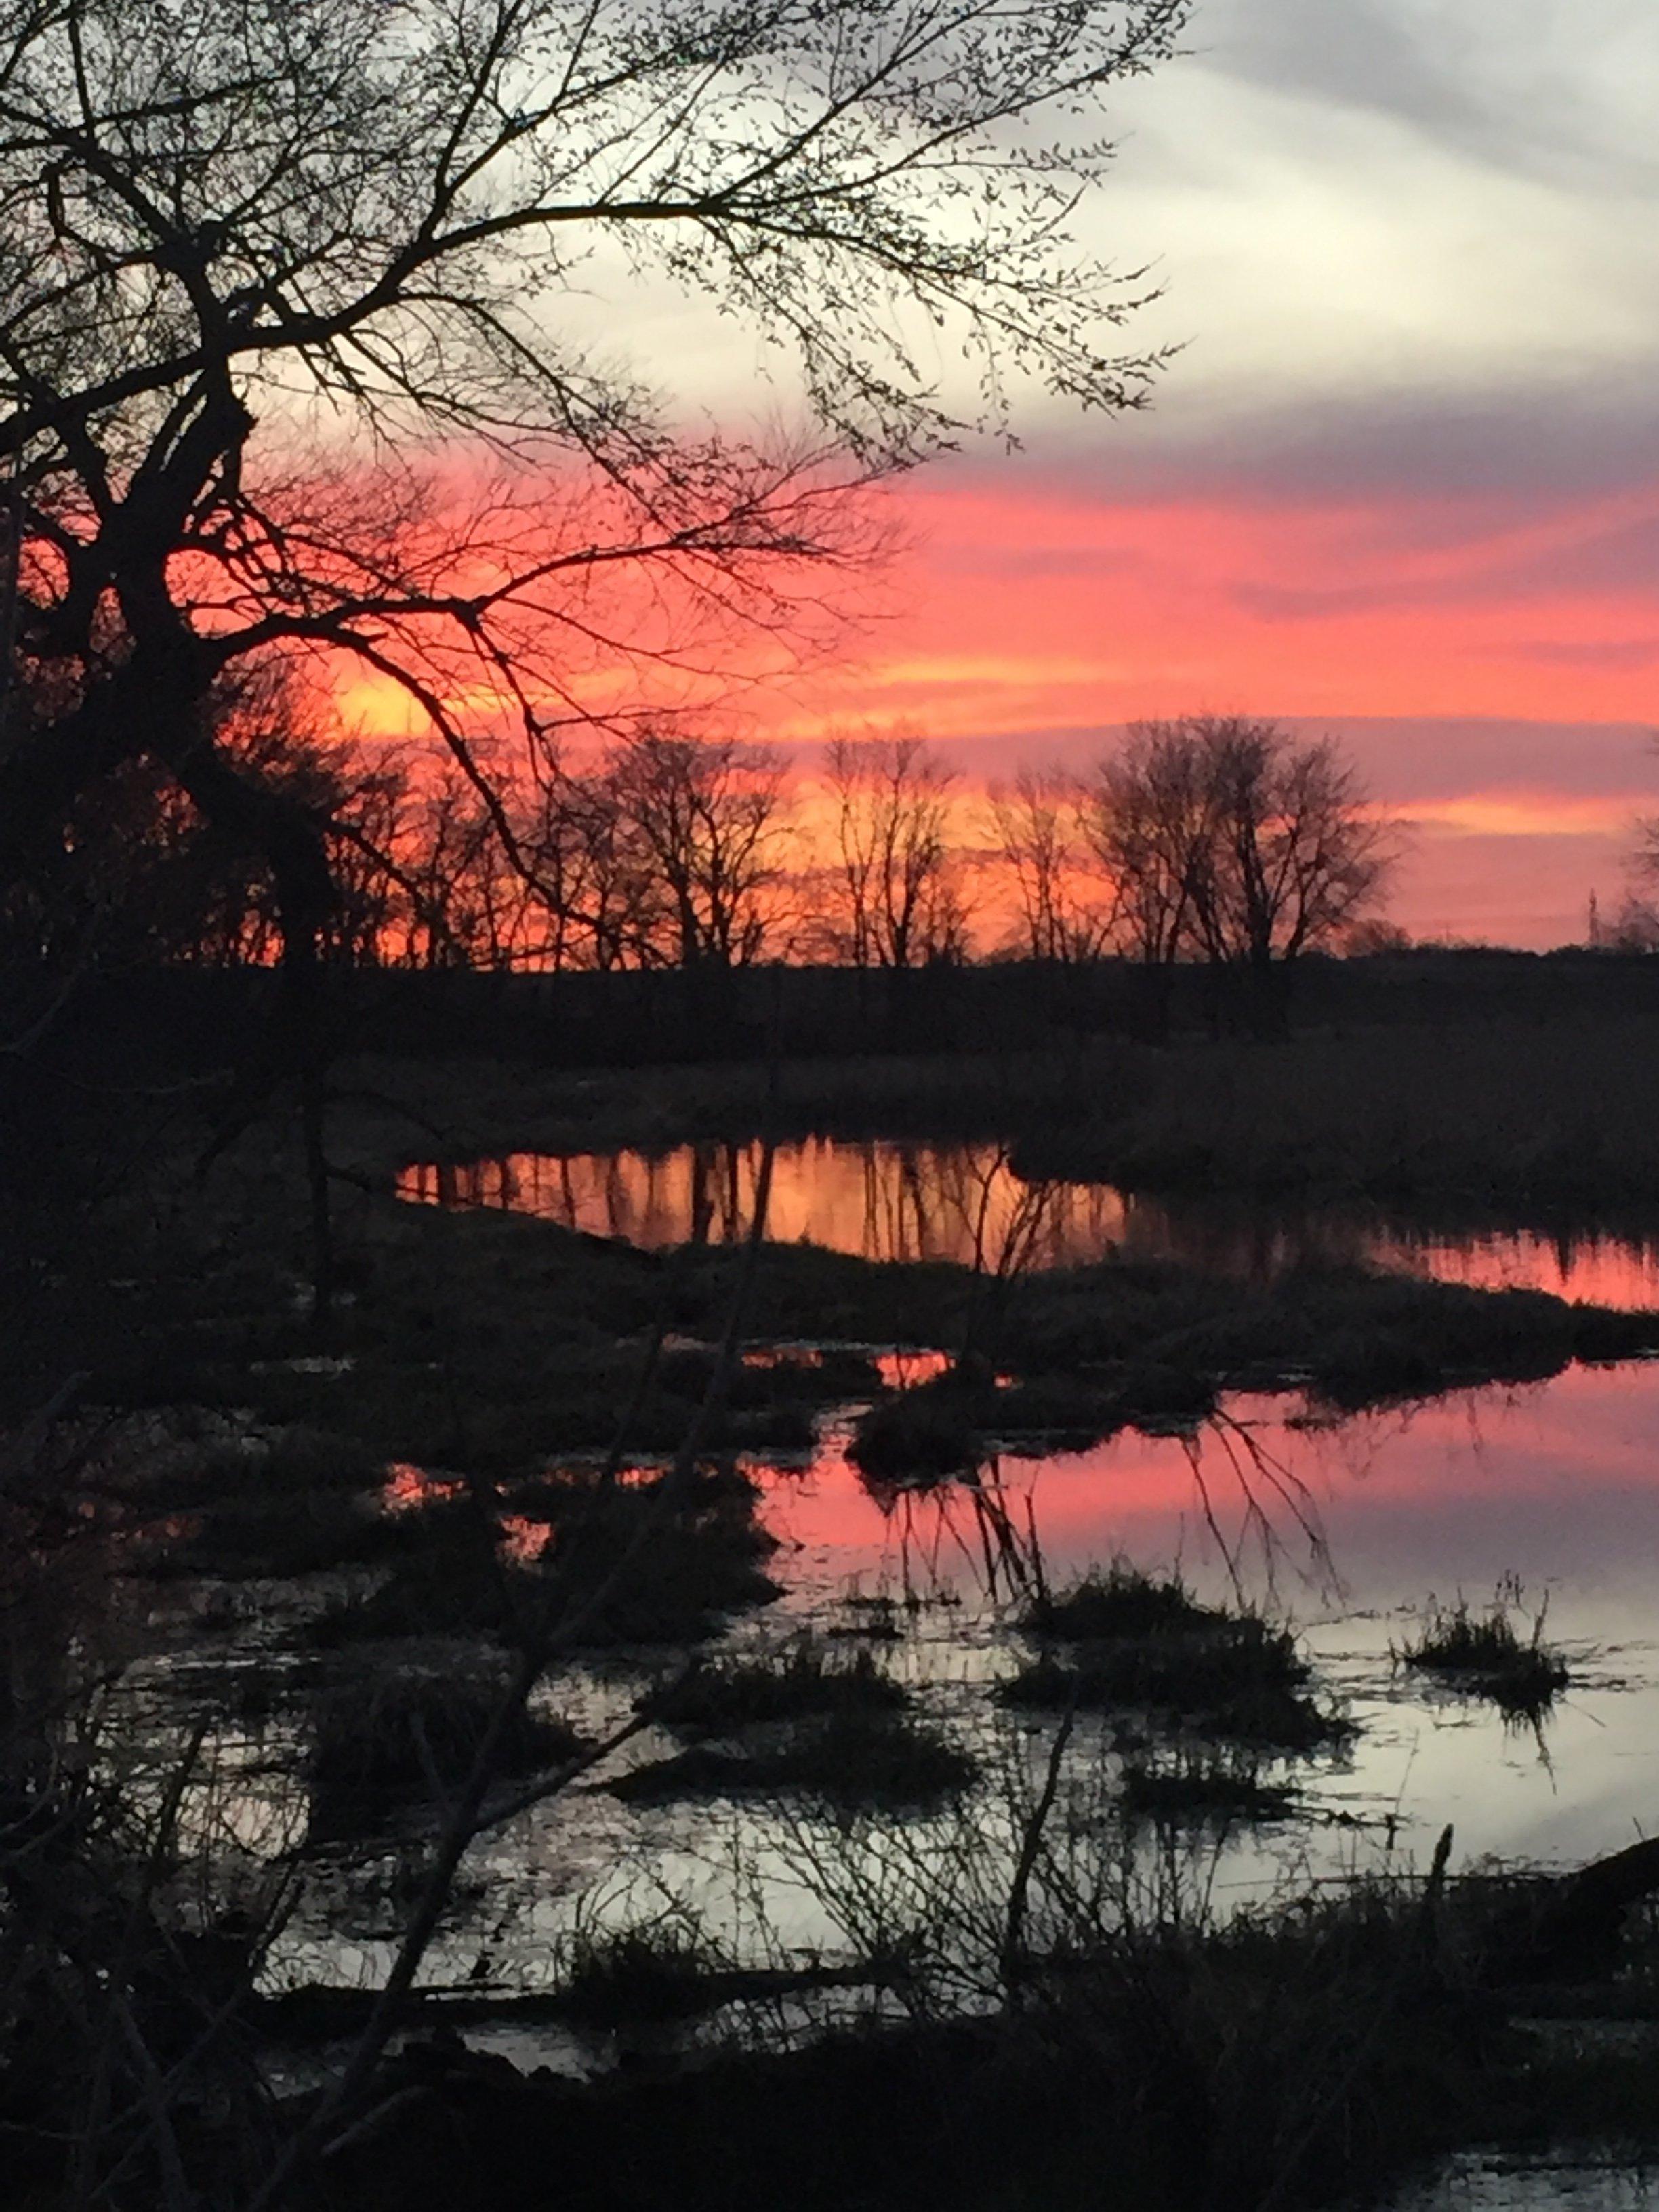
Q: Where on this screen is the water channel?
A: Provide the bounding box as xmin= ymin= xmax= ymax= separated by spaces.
xmin=399 ymin=1136 xmax=1659 ymax=1307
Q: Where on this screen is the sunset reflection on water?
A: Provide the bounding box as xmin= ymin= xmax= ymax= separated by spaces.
xmin=752 ymin=1361 xmax=1659 ymax=1866
xmin=400 ymin=1136 xmax=1659 ymax=1308
xmin=755 ymin=1368 xmax=1659 ymax=1616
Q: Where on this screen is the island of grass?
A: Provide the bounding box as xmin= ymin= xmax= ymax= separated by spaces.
xmin=1395 ymin=1594 xmax=1570 ymax=1723
xmin=1000 ymin=1563 xmax=1351 ymax=1755
xmin=618 ymin=1634 xmax=968 ymax=1817
xmin=613 ymin=1704 xmax=977 ymax=1814
xmin=306 ymin=1665 xmax=585 ymax=1841
xmin=645 ymin=1641 xmax=909 ymax=1734
xmin=1119 ymin=1757 xmax=1298 ymax=1828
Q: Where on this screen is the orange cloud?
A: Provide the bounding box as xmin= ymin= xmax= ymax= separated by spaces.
xmin=778 ymin=474 xmax=1659 ymax=735
xmin=312 ymin=449 xmax=1658 ymax=948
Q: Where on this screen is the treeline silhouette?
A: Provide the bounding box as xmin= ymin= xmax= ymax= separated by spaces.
xmin=14 ymin=948 xmax=1659 ymax=1090
xmin=3 ymin=701 xmax=1392 ymax=1021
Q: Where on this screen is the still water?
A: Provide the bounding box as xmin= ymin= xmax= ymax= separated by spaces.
xmin=230 ymin=1351 xmax=1659 ymax=2104
xmin=400 ymin=1136 xmax=1659 ymax=1307
xmin=750 ymin=1357 xmax=1659 ymax=1869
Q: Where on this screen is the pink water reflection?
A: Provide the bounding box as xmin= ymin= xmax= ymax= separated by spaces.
xmin=756 ymin=1364 xmax=1659 ymax=1866
xmin=399 ymin=1139 xmax=1659 ymax=1309
xmin=382 ymin=1462 xmax=464 ymax=1513
xmin=757 ymin=1366 xmax=1659 ymax=1623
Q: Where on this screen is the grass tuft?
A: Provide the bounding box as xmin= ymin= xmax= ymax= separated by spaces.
xmin=1003 ymin=1564 xmax=1351 ymax=1754
xmin=611 ymin=1708 xmax=977 ymax=1812
xmin=556 ymin=1920 xmax=724 ymax=2030
xmin=306 ymin=1667 xmax=583 ymax=1839
xmin=1022 ymin=1561 xmax=1231 ymax=1642
xmin=1395 ymin=1590 xmax=1570 ymax=1722
xmin=846 ymin=1389 xmax=981 ymax=1486
xmin=646 ymin=1641 xmax=909 ymax=1735
xmin=311 ymin=1466 xmax=778 ymax=1649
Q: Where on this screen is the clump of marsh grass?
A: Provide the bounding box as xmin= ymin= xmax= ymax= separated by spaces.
xmin=1023 ymin=1561 xmax=1233 ymax=1642
xmin=846 ymin=1388 xmax=981 ymax=1486
xmin=555 ymin=1917 xmax=725 ymax=2030
xmin=1002 ymin=1563 xmax=1351 ymax=1755
xmin=1395 ymin=1586 xmax=1570 ymax=1723
xmin=1119 ymin=1755 xmax=1297 ymax=1829
xmin=310 ymin=1465 xmax=778 ymax=1649
xmin=646 ymin=1640 xmax=909 ymax=1736
xmin=306 ymin=1666 xmax=584 ymax=1840
xmin=611 ymin=1708 xmax=977 ymax=1813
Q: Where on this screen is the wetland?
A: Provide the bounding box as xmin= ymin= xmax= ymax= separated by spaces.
xmin=13 ymin=1031 xmax=1659 ymax=2211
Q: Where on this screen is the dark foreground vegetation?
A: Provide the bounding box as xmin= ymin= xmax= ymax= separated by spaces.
xmin=297 ymin=1873 xmax=1659 ymax=2212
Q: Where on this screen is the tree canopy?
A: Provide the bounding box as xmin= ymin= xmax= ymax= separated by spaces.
xmin=0 ymin=0 xmax=1188 ymax=958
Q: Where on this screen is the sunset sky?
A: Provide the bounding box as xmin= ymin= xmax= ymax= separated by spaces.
xmin=750 ymin=0 xmax=1659 ymax=947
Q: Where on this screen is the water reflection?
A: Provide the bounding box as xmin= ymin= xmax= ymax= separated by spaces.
xmin=752 ymin=1361 xmax=1659 ymax=1866
xmin=114 ymin=1360 xmax=1659 ymax=2029
xmin=400 ymin=1137 xmax=1659 ymax=1306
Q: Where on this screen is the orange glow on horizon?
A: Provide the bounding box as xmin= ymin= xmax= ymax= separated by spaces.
xmin=314 ymin=461 xmax=1659 ymax=947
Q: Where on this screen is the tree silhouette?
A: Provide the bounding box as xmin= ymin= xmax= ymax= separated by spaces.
xmin=0 ymin=0 xmax=1189 ymax=956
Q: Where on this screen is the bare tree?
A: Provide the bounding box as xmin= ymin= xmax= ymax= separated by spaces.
xmin=0 ymin=0 xmax=1189 ymax=968
xmin=1084 ymin=716 xmax=1394 ymax=1033
xmin=1179 ymin=718 xmax=1393 ymax=980
xmin=1623 ymin=772 xmax=1659 ymax=952
xmin=603 ymin=729 xmax=788 ymax=968
xmin=1082 ymin=720 xmax=1220 ymax=972
xmin=820 ymin=731 xmax=969 ymax=967
xmin=985 ymin=768 xmax=1113 ymax=964
xmin=0 ymin=658 xmax=413 ymax=970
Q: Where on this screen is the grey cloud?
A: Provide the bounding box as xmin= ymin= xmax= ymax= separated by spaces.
xmin=1229 ymin=577 xmax=1435 ymax=619
xmin=1185 ymin=381 xmax=1659 ymax=504
xmin=977 ymin=369 xmax=1659 ymax=510
xmin=1194 ymin=0 xmax=1481 ymax=140
xmin=930 ymin=544 xmax=1135 ymax=581
xmin=1495 ymin=516 xmax=1659 ymax=600
xmin=1282 ymin=715 xmax=1658 ymax=802
xmin=1223 ymin=511 xmax=1659 ymax=621
xmin=1187 ymin=0 xmax=1659 ymax=193
xmin=1511 ymin=638 xmax=1659 ymax=669
xmin=910 ymin=718 xmax=1658 ymax=806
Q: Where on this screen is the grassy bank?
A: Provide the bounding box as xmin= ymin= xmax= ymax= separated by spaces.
xmin=304 ymin=1859 xmax=1659 ymax=2212
xmin=7 ymin=1057 xmax=1656 ymax=1525
xmin=352 ymin=1008 xmax=1659 ymax=1218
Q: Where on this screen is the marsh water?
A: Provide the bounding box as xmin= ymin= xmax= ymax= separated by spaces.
xmin=383 ymin=1138 xmax=1659 ymax=1901
xmin=119 ymin=1136 xmax=1659 ymax=2157
xmin=754 ymin=1360 xmax=1659 ymax=1870
xmin=188 ymin=1356 xmax=1659 ymax=2026
xmin=401 ymin=1136 xmax=1659 ymax=1307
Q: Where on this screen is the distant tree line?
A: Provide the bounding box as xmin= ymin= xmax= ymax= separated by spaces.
xmin=1 ymin=690 xmax=1395 ymax=1010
